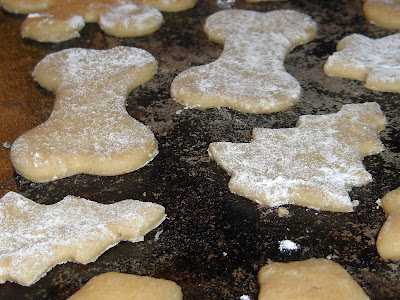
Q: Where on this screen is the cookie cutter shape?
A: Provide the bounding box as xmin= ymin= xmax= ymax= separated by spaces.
xmin=324 ymin=33 xmax=400 ymax=93
xmin=24 ymin=1 xmax=163 ymax=42
xmin=246 ymin=0 xmax=287 ymax=2
xmin=376 ymin=187 xmax=400 ymax=260
xmin=0 ymin=0 xmax=197 ymax=14
xmin=258 ymin=258 xmax=369 ymax=299
xmin=171 ymin=9 xmax=317 ymax=113
xmin=0 ymin=191 xmax=166 ymax=286
xmin=134 ymin=0 xmax=197 ymax=12
xmin=363 ymin=0 xmax=400 ymax=30
xmin=68 ymin=272 xmax=183 ymax=299
xmin=10 ymin=47 xmax=158 ymax=182
xmin=209 ymin=102 xmax=386 ymax=212
xmin=0 ymin=0 xmax=182 ymax=42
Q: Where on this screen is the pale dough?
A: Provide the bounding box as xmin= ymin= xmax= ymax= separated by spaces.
xmin=10 ymin=47 xmax=158 ymax=182
xmin=208 ymin=102 xmax=386 ymax=212
xmin=0 ymin=0 xmax=197 ymax=42
xmin=363 ymin=0 xmax=400 ymax=30
xmin=246 ymin=0 xmax=287 ymax=2
xmin=323 ymin=33 xmax=400 ymax=93
xmin=68 ymin=272 xmax=183 ymax=300
xmin=170 ymin=9 xmax=317 ymax=113
xmin=258 ymin=258 xmax=369 ymax=300
xmin=134 ymin=0 xmax=197 ymax=12
xmin=376 ymin=187 xmax=400 ymax=260
xmin=0 ymin=192 xmax=166 ymax=286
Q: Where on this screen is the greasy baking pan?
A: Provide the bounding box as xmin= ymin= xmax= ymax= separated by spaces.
xmin=0 ymin=0 xmax=399 ymax=299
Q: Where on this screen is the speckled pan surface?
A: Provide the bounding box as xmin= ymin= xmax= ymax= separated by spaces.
xmin=0 ymin=0 xmax=399 ymax=299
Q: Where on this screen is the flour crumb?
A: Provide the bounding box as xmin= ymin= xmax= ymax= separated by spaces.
xmin=376 ymin=198 xmax=382 ymax=209
xmin=279 ymin=240 xmax=300 ymax=252
xmin=154 ymin=229 xmax=163 ymax=242
xmin=2 ymin=142 xmax=11 ymax=149
xmin=240 ymin=295 xmax=251 ymax=300
xmin=217 ymin=0 xmax=235 ymax=8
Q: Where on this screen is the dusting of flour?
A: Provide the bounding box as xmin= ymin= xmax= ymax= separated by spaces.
xmin=209 ymin=102 xmax=386 ymax=212
xmin=0 ymin=191 xmax=166 ymax=286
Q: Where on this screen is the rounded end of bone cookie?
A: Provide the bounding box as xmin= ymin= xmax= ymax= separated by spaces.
xmin=136 ymin=0 xmax=197 ymax=12
xmin=0 ymin=0 xmax=53 ymax=14
xmin=99 ymin=4 xmax=163 ymax=38
xmin=22 ymin=15 xmax=85 ymax=43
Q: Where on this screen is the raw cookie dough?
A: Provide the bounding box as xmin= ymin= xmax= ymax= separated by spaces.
xmin=0 ymin=0 xmax=197 ymax=42
xmin=208 ymin=102 xmax=386 ymax=212
xmin=363 ymin=0 xmax=400 ymax=30
xmin=323 ymin=33 xmax=400 ymax=93
xmin=134 ymin=0 xmax=197 ymax=12
xmin=68 ymin=272 xmax=183 ymax=300
xmin=0 ymin=191 xmax=166 ymax=286
xmin=1 ymin=0 xmax=164 ymax=42
xmin=10 ymin=47 xmax=158 ymax=182
xmin=258 ymin=258 xmax=369 ymax=300
xmin=170 ymin=9 xmax=317 ymax=113
xmin=376 ymin=187 xmax=400 ymax=260
xmin=246 ymin=0 xmax=287 ymax=2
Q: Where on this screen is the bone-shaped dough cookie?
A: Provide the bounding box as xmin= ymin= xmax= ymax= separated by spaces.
xmin=170 ymin=9 xmax=317 ymax=113
xmin=0 ymin=191 xmax=166 ymax=286
xmin=363 ymin=0 xmax=400 ymax=30
xmin=209 ymin=102 xmax=386 ymax=212
xmin=10 ymin=46 xmax=158 ymax=182
xmin=376 ymin=187 xmax=400 ymax=260
xmin=324 ymin=33 xmax=400 ymax=93
xmin=0 ymin=0 xmax=196 ymax=42
xmin=258 ymin=258 xmax=369 ymax=299
xmin=68 ymin=272 xmax=183 ymax=300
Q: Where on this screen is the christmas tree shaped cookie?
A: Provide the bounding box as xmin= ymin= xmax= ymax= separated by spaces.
xmin=209 ymin=102 xmax=386 ymax=212
xmin=324 ymin=33 xmax=400 ymax=93
xmin=0 ymin=192 xmax=166 ymax=286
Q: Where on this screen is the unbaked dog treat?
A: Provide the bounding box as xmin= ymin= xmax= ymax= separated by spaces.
xmin=324 ymin=33 xmax=400 ymax=93
xmin=0 ymin=191 xmax=166 ymax=286
xmin=209 ymin=102 xmax=386 ymax=212
xmin=0 ymin=0 xmax=196 ymax=42
xmin=134 ymin=0 xmax=197 ymax=12
xmin=246 ymin=0 xmax=287 ymax=2
xmin=376 ymin=187 xmax=400 ymax=260
xmin=171 ymin=10 xmax=317 ymax=113
xmin=10 ymin=47 xmax=158 ymax=182
xmin=363 ymin=0 xmax=400 ymax=30
xmin=68 ymin=272 xmax=183 ymax=300
xmin=258 ymin=258 xmax=369 ymax=299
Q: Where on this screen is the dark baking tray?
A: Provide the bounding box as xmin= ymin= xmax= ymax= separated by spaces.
xmin=0 ymin=0 xmax=400 ymax=299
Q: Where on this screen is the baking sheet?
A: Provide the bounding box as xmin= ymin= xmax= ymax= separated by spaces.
xmin=0 ymin=0 xmax=400 ymax=299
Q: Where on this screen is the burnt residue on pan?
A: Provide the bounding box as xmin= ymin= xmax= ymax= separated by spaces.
xmin=0 ymin=0 xmax=400 ymax=299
